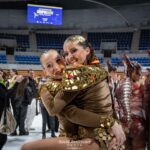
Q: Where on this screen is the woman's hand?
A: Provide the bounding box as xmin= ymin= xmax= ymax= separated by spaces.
xmin=108 ymin=137 xmax=118 ymax=150
xmin=109 ymin=121 xmax=126 ymax=148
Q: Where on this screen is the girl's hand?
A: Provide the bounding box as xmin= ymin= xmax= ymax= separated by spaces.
xmin=111 ymin=121 xmax=126 ymax=147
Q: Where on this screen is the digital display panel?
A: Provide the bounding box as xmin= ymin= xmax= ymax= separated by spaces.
xmin=27 ymin=4 xmax=62 ymax=25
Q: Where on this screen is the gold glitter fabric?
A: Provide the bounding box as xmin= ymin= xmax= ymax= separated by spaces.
xmin=78 ymin=126 xmax=125 ymax=150
xmin=39 ymin=79 xmax=61 ymax=97
xmin=62 ymin=65 xmax=108 ymax=91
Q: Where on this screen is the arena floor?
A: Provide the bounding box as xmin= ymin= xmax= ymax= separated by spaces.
xmin=3 ymin=114 xmax=59 ymax=150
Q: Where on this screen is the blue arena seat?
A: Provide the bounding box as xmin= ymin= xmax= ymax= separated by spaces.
xmin=111 ymin=56 xmax=150 ymax=66
xmin=15 ymin=55 xmax=40 ymax=65
xmin=0 ymin=33 xmax=29 ymax=48
xmin=139 ymin=30 xmax=150 ymax=50
xmin=88 ymin=32 xmax=133 ymax=51
xmin=0 ymin=54 xmax=7 ymax=64
xmin=36 ymin=33 xmax=72 ymax=49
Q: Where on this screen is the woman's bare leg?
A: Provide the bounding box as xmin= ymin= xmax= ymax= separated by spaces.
xmin=21 ymin=137 xmax=100 ymax=150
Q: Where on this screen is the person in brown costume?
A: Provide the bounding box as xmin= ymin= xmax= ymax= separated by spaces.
xmin=21 ymin=36 xmax=125 ymax=150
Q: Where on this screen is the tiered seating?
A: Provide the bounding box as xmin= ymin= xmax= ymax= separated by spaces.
xmin=15 ymin=34 xmax=29 ymax=48
xmin=139 ymin=30 xmax=150 ymax=50
xmin=0 ymin=54 xmax=7 ymax=64
xmin=88 ymin=32 xmax=133 ymax=51
xmin=15 ymin=55 xmax=40 ymax=65
xmin=111 ymin=57 xmax=122 ymax=66
xmin=95 ymin=52 xmax=104 ymax=64
xmin=130 ymin=57 xmax=150 ymax=66
xmin=36 ymin=33 xmax=71 ymax=49
xmin=111 ymin=57 xmax=150 ymax=66
xmin=0 ymin=33 xmax=29 ymax=48
xmin=98 ymin=57 xmax=104 ymax=64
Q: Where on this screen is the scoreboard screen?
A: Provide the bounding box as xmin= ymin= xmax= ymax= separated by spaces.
xmin=27 ymin=4 xmax=62 ymax=25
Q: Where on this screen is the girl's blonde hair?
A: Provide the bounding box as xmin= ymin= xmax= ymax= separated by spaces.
xmin=64 ymin=35 xmax=99 ymax=65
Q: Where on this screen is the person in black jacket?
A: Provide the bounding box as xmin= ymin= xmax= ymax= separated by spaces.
xmin=0 ymin=68 xmax=23 ymax=150
xmin=0 ymin=68 xmax=7 ymax=150
xmin=12 ymin=77 xmax=33 ymax=136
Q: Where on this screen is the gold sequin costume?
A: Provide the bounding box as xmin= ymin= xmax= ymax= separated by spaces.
xmin=39 ymin=78 xmax=79 ymax=139
xmin=61 ymin=65 xmax=125 ymax=149
xmin=39 ymin=65 xmax=124 ymax=150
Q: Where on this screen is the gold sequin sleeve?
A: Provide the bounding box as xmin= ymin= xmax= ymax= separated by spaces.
xmin=39 ymin=84 xmax=55 ymax=116
xmin=63 ymin=105 xmax=115 ymax=129
xmin=39 ymin=83 xmax=79 ymax=116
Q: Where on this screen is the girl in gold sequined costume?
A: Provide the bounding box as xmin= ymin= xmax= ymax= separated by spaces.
xmin=21 ymin=35 xmax=125 ymax=150
xmin=21 ymin=50 xmax=100 ymax=150
xmin=53 ymin=35 xmax=125 ymax=150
